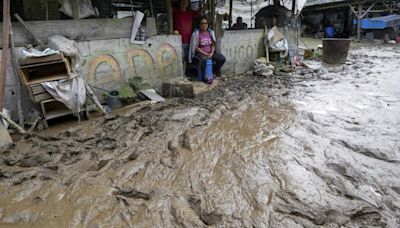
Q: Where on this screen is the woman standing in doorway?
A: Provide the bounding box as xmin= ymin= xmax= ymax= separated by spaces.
xmin=189 ymin=17 xmax=226 ymax=84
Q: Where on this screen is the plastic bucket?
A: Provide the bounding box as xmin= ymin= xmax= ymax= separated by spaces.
xmin=325 ymin=27 xmax=335 ymax=38
xmin=322 ymin=38 xmax=351 ymax=64
xmin=107 ymin=91 xmax=122 ymax=109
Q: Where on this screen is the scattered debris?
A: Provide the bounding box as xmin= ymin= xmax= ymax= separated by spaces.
xmin=140 ymin=89 xmax=165 ymax=103
xmin=254 ymin=57 xmax=275 ymax=76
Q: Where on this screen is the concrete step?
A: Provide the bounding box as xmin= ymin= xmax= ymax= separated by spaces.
xmin=162 ymin=78 xmax=219 ymax=99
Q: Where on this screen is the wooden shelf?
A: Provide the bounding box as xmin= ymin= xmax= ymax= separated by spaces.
xmin=19 ymin=59 xmax=71 ymax=85
xmin=40 ymin=99 xmax=88 ymax=128
xmin=19 ymin=53 xmax=64 ymax=66
xmin=23 ymin=73 xmax=69 ymax=85
xmin=19 ymin=59 xmax=65 ymax=69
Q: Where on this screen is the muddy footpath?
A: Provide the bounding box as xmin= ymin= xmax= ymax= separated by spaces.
xmin=0 ymin=44 xmax=399 ymax=227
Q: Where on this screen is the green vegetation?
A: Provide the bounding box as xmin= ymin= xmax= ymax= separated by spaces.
xmin=117 ymin=76 xmax=151 ymax=101
xmin=118 ymin=85 xmax=136 ymax=99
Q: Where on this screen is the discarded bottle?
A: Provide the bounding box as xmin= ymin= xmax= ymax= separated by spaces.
xmin=205 ymin=58 xmax=213 ymax=80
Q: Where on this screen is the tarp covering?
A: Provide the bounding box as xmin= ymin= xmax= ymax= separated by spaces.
xmin=43 ymin=35 xmax=86 ymax=116
xmin=361 ymin=14 xmax=400 ymax=29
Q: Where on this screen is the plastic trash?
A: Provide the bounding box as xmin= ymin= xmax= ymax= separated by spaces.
xmin=205 ymin=59 xmax=213 ymax=79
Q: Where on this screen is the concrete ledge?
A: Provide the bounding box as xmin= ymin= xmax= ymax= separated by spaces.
xmin=162 ymin=78 xmax=220 ymax=99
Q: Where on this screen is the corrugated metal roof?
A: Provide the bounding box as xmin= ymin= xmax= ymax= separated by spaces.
xmin=304 ymin=0 xmax=347 ymax=7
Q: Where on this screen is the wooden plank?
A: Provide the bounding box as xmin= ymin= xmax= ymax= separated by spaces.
xmin=30 ymin=84 xmax=46 ymax=95
xmin=0 ymin=18 xmax=134 ymax=48
xmin=19 ymin=59 xmax=65 ymax=69
xmin=24 ymin=73 xmax=69 ymax=86
xmin=0 ymin=0 xmax=10 ymax=110
xmin=72 ymin=0 xmax=79 ymax=20
xmin=361 ymin=1 xmax=378 ymax=18
xmin=14 ymin=13 xmax=45 ymax=48
xmin=19 ymin=58 xmax=71 ymax=85
xmin=33 ymin=92 xmax=52 ymax=103
xmin=19 ymin=53 xmax=63 ymax=66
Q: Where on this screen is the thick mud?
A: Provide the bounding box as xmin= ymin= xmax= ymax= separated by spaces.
xmin=0 ymin=44 xmax=399 ymax=227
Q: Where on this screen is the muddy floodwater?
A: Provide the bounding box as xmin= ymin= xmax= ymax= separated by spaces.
xmin=0 ymin=44 xmax=399 ymax=227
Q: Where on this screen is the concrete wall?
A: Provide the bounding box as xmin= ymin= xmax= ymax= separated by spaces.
xmin=1 ymin=35 xmax=183 ymax=120
xmin=0 ymin=49 xmax=39 ymax=122
xmin=78 ymin=35 xmax=183 ymax=93
xmin=220 ymin=29 xmax=265 ymax=76
xmin=1 ymin=30 xmax=268 ymax=121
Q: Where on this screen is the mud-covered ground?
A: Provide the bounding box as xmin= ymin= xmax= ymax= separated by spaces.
xmin=0 ymin=44 xmax=399 ymax=227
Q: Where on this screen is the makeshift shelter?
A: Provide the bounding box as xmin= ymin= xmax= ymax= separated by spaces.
xmin=303 ymin=0 xmax=400 ymax=39
xmin=0 ymin=0 xmax=264 ymax=126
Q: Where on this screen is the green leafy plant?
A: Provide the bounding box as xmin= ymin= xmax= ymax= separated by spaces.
xmin=118 ymin=85 xmax=136 ymax=99
xmin=128 ymin=77 xmax=151 ymax=92
xmin=128 ymin=77 xmax=143 ymax=91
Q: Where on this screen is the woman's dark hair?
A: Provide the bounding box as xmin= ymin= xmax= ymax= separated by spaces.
xmin=198 ymin=16 xmax=209 ymax=25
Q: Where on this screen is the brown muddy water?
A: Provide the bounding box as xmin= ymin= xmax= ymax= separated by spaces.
xmin=0 ymin=44 xmax=399 ymax=227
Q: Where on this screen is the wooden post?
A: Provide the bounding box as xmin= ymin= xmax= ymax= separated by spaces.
xmin=229 ymin=0 xmax=233 ymax=29
xmin=72 ymin=0 xmax=79 ymax=19
xmin=211 ymin=0 xmax=216 ymax=29
xmin=166 ymin=0 xmax=173 ymax=34
xmin=149 ymin=0 xmax=155 ymax=17
xmin=0 ymin=0 xmax=10 ymax=111
xmin=357 ymin=3 xmax=362 ymax=41
xmin=354 ymin=1 xmax=377 ymax=41
xmin=265 ymin=26 xmax=269 ymax=63
xmin=292 ymin=0 xmax=296 ymax=13
xmin=45 ymin=0 xmax=49 ymax=20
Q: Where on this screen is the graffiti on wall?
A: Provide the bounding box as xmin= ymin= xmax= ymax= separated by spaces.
xmin=223 ymin=43 xmax=258 ymax=62
xmin=87 ymin=43 xmax=179 ymax=85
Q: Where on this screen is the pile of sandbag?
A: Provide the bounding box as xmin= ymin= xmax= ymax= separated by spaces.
xmin=254 ymin=57 xmax=274 ymax=76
